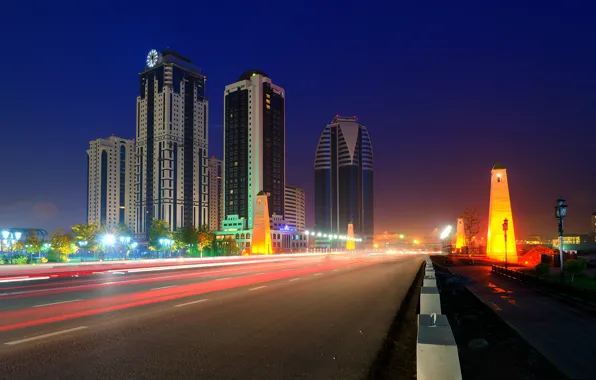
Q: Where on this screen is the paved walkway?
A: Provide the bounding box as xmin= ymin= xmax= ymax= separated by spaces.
xmin=451 ymin=266 xmax=596 ymax=380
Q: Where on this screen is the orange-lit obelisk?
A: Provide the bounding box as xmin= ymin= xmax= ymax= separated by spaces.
xmin=346 ymin=223 xmax=355 ymax=251
xmin=455 ymin=217 xmax=465 ymax=250
xmin=486 ymin=163 xmax=517 ymax=262
xmin=251 ymin=191 xmax=272 ymax=255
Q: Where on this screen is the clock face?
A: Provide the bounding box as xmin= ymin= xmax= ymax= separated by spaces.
xmin=146 ymin=49 xmax=160 ymax=68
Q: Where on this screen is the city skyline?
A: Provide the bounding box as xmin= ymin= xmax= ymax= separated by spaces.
xmin=1 ymin=3 xmax=595 ymax=238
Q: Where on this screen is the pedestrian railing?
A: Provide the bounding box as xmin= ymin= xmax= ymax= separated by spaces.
xmin=417 ymin=258 xmax=462 ymax=380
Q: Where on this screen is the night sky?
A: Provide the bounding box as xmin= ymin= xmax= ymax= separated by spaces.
xmin=1 ymin=2 xmax=595 ymax=240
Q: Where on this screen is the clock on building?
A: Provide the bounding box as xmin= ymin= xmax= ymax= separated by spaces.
xmin=146 ymin=49 xmax=160 ymax=68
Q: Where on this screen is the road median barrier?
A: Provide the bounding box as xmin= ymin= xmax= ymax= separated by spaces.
xmin=417 ymin=258 xmax=462 ymax=380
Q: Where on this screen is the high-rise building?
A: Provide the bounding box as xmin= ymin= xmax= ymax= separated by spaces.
xmin=87 ymin=136 xmax=135 ymax=231
xmin=223 ymin=70 xmax=285 ymax=229
xmin=284 ymin=184 xmax=306 ymax=231
xmin=208 ymin=157 xmax=223 ymax=231
xmin=314 ymin=116 xmax=374 ymax=237
xmin=135 ymin=49 xmax=209 ymax=238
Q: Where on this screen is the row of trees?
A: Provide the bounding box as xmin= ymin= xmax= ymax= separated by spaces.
xmin=3 ymin=218 xmax=241 ymax=263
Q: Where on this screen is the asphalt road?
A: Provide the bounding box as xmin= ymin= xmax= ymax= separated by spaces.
xmin=0 ymin=253 xmax=423 ymax=380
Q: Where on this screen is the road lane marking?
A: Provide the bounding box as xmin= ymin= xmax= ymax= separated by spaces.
xmin=332 ymin=269 xmax=339 ymax=272
xmin=150 ymin=285 xmax=176 ymax=290
xmin=0 ymin=276 xmax=50 ymax=284
xmin=33 ymin=299 xmax=82 ymax=308
xmin=110 ymin=271 xmax=126 ymax=275
xmin=92 ymin=272 xmax=104 ymax=274
xmin=313 ymin=273 xmax=322 ymax=276
xmin=215 ymin=277 xmax=231 ymax=281
xmin=174 ymin=299 xmax=208 ymax=308
xmin=249 ymin=286 xmax=266 ymax=291
xmin=289 ymin=278 xmax=300 ymax=282
xmin=5 ymin=326 xmax=88 ymax=345
xmin=253 ymin=272 xmax=265 ymax=275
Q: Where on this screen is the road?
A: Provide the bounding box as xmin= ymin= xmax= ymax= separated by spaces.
xmin=0 ymin=253 xmax=423 ymax=380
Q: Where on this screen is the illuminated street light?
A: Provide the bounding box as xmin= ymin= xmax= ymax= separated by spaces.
xmin=305 ymin=231 xmax=310 ymax=236
xmin=317 ymin=232 xmax=322 ymax=237
xmin=399 ymin=234 xmax=405 ymax=239
xmin=102 ymin=234 xmax=116 ymax=246
xmin=1 ymin=230 xmax=8 ymax=240
xmin=119 ymin=236 xmax=131 ymax=244
xmin=130 ymin=242 xmax=138 ymax=249
xmin=440 ymin=225 xmax=452 ymax=240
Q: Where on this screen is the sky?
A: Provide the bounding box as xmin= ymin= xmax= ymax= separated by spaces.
xmin=0 ymin=1 xmax=595 ymax=240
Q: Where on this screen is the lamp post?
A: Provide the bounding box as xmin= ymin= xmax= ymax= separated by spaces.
xmin=78 ymin=240 xmax=88 ymax=262
xmin=130 ymin=242 xmax=138 ymax=259
xmin=119 ymin=236 xmax=131 ymax=260
xmin=502 ymin=218 xmax=509 ymax=270
xmin=1 ymin=230 xmax=22 ymax=264
xmin=159 ymin=238 xmax=173 ymax=259
xmin=101 ymin=234 xmax=115 ymax=260
xmin=555 ymin=198 xmax=568 ymax=278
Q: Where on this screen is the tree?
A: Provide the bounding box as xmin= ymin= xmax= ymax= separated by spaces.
xmin=49 ymin=230 xmax=76 ymax=262
xmin=462 ymin=209 xmax=480 ymax=254
xmin=197 ymin=225 xmax=214 ymax=258
xmin=71 ymin=223 xmax=99 ymax=251
xmin=25 ymin=229 xmax=42 ymax=260
xmin=115 ymin=223 xmax=132 ymax=237
xmin=173 ymin=225 xmax=199 ymax=255
xmin=148 ymin=218 xmax=171 ymax=252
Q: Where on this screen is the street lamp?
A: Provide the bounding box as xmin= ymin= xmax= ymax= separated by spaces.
xmin=502 ymin=218 xmax=509 ymax=270
xmin=555 ymin=198 xmax=568 ymax=277
xmin=101 ymin=234 xmax=115 ymax=260
xmin=78 ymin=240 xmax=88 ymax=261
xmin=159 ymin=238 xmax=173 ymax=258
xmin=119 ymin=236 xmax=131 ymax=260
xmin=440 ymin=225 xmax=452 ymax=254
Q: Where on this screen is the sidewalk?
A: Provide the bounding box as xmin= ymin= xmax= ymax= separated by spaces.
xmin=451 ymin=266 xmax=596 ymax=380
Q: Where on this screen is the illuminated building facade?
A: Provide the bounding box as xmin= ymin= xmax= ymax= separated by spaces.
xmin=87 ymin=136 xmax=135 ymax=231
xmin=314 ymin=116 xmax=374 ymax=238
xmin=284 ymin=184 xmax=306 ymax=231
xmin=208 ymin=157 xmax=223 ymax=231
xmin=224 ymin=70 xmax=285 ymax=230
xmin=135 ymin=49 xmax=209 ymax=238
xmin=486 ymin=163 xmax=517 ymax=262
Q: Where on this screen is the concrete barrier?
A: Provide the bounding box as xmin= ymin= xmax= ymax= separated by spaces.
xmin=420 ymin=286 xmax=442 ymax=314
xmin=417 ymin=313 xmax=462 ymax=380
xmin=417 ymin=261 xmax=462 ymax=379
xmin=423 ymin=275 xmax=437 ymax=287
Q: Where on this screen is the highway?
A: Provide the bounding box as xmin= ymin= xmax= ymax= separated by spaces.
xmin=0 ymin=253 xmax=423 ymax=379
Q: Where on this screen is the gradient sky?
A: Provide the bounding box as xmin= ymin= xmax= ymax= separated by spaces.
xmin=1 ymin=2 xmax=595 ymax=240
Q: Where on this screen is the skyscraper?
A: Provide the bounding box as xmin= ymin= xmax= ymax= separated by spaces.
xmin=135 ymin=49 xmax=209 ymax=238
xmin=284 ymin=184 xmax=306 ymax=231
xmin=208 ymin=157 xmax=223 ymax=231
xmin=223 ymin=70 xmax=285 ymax=229
xmin=314 ymin=116 xmax=374 ymax=237
xmin=87 ymin=136 xmax=135 ymax=231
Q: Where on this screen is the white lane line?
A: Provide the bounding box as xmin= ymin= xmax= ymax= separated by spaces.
xmin=313 ymin=273 xmax=322 ymax=276
xmin=33 ymin=299 xmax=82 ymax=308
xmin=289 ymin=278 xmax=300 ymax=282
xmin=150 ymin=285 xmax=176 ymax=290
xmin=174 ymin=299 xmax=208 ymax=308
xmin=92 ymin=272 xmax=105 ymax=274
xmin=5 ymin=326 xmax=88 ymax=346
xmin=249 ymin=286 xmax=266 ymax=291
xmin=332 ymin=269 xmax=339 ymax=272
xmin=0 ymin=276 xmax=50 ymax=284
xmin=110 ymin=271 xmax=126 ymax=275
xmin=253 ymin=272 xmax=265 ymax=275
xmin=215 ymin=277 xmax=231 ymax=281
